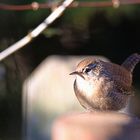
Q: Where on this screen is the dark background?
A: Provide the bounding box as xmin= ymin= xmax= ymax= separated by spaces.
xmin=0 ymin=0 xmax=139 ymax=139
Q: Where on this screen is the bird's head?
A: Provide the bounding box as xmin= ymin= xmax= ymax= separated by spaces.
xmin=70 ymin=57 xmax=103 ymax=80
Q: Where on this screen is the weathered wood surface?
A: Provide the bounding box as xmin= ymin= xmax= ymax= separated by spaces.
xmin=52 ymin=112 xmax=140 ymax=140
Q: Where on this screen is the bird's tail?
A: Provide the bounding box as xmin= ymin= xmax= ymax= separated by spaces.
xmin=121 ymin=53 xmax=140 ymax=73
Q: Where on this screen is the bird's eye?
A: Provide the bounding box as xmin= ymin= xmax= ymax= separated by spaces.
xmin=83 ymin=67 xmax=91 ymax=73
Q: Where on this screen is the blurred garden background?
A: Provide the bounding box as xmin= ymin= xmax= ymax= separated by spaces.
xmin=0 ymin=0 xmax=140 ymax=140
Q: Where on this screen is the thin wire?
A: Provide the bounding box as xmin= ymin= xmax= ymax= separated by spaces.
xmin=0 ymin=0 xmax=140 ymax=11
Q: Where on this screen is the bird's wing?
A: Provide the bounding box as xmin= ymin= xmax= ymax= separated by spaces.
xmin=111 ymin=65 xmax=133 ymax=95
xmin=113 ymin=80 xmax=134 ymax=95
xmin=103 ymin=62 xmax=133 ymax=95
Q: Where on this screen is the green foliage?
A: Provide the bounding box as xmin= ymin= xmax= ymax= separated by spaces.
xmin=63 ymin=8 xmax=94 ymax=29
xmin=21 ymin=10 xmax=50 ymax=26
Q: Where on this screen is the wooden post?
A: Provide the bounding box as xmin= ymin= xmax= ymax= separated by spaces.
xmin=52 ymin=112 xmax=140 ymax=140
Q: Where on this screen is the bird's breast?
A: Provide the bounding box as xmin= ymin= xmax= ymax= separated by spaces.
xmin=76 ymin=76 xmax=102 ymax=98
xmin=75 ymin=76 xmax=128 ymax=111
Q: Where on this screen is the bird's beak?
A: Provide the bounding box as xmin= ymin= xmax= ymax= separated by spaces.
xmin=69 ymin=71 xmax=85 ymax=79
xmin=69 ymin=71 xmax=79 ymax=75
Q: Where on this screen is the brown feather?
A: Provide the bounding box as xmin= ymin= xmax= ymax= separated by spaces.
xmin=71 ymin=54 xmax=138 ymax=111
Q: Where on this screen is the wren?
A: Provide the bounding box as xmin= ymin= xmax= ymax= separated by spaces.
xmin=70 ymin=53 xmax=140 ymax=111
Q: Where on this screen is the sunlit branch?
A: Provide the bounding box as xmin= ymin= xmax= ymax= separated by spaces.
xmin=0 ymin=0 xmax=74 ymax=61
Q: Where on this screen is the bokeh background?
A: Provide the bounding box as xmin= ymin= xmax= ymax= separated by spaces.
xmin=0 ymin=0 xmax=139 ymax=140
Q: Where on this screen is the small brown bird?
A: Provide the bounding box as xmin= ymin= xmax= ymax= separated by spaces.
xmin=70 ymin=53 xmax=140 ymax=111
